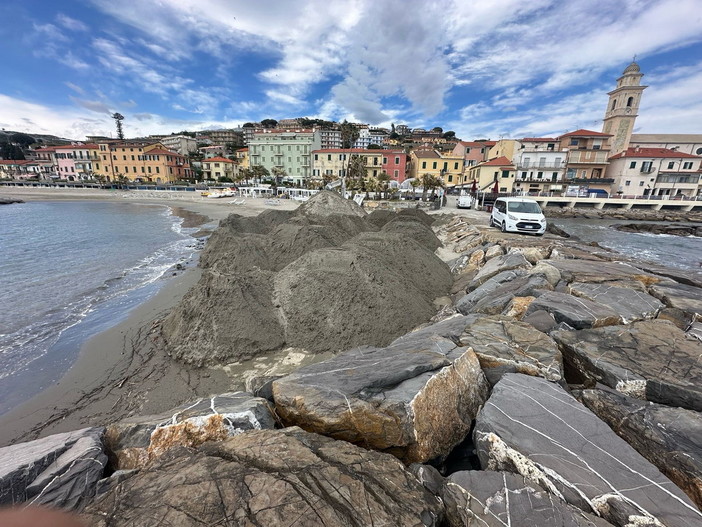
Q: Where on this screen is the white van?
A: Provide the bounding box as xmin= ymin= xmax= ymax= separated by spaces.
xmin=490 ymin=197 xmax=546 ymax=235
xmin=457 ymin=194 xmax=473 ymax=209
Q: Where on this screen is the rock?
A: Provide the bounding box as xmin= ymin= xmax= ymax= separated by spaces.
xmin=467 ymin=274 xmax=552 ymax=315
xmin=503 ymin=295 xmax=536 ymax=319
xmin=273 ymin=317 xmax=489 ymax=463
xmin=458 ymin=315 xmax=563 ymax=383
xmin=468 ymin=248 xmax=485 ymax=266
xmin=568 ymin=282 xmax=664 ymax=323
xmin=528 ymin=260 xmax=562 ymax=286
xmin=474 ymin=374 xmax=702 ymax=527
xmin=639 ymin=264 xmax=702 ymax=289
xmin=546 ymin=223 xmax=572 ymax=238
xmin=456 ymin=269 xmax=528 ymax=312
xmin=522 ymin=309 xmax=558 ymax=333
xmin=105 ymin=392 xmax=275 ymax=470
xmin=0 ymin=427 xmax=106 ymax=511
xmin=546 ymin=259 xmax=660 ymax=285
xmin=442 ymin=471 xmax=613 ymax=527
xmin=509 ymin=246 xmax=548 ymax=264
xmin=95 ymin=469 xmax=138 ymax=496
xmin=553 ymin=320 xmax=702 ymax=411
xmin=649 ymin=281 xmax=702 ymax=318
xmin=83 ymin=427 xmax=444 ymax=526
xmin=0 ymin=197 xmax=24 ymax=205
xmin=524 ymin=291 xmax=621 ymax=329
xmin=485 ymin=244 xmax=505 ymax=260
xmin=471 ymin=253 xmax=532 ymax=287
xmin=579 ymin=388 xmax=702 ymax=510
xmin=450 ymin=269 xmax=478 ymax=295
xmin=611 ymin=223 xmax=701 ymax=237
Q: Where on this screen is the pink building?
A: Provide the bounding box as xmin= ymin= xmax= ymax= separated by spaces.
xmin=381 ymin=150 xmax=408 ymax=182
xmin=452 ymin=140 xmax=495 ymax=169
xmin=54 ymin=144 xmax=100 ymax=180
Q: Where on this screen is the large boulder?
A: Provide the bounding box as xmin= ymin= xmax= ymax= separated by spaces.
xmin=524 ymin=291 xmax=621 ymax=329
xmin=579 ymin=388 xmax=702 ymax=510
xmin=474 ymin=374 xmax=702 ymax=527
xmin=0 ymin=427 xmax=106 ymax=511
xmin=649 ymin=281 xmax=702 ymax=318
xmin=546 ymin=259 xmax=660 ymax=285
xmin=83 ymin=427 xmax=444 ymax=526
xmin=442 ymin=471 xmax=613 ymax=527
xmin=456 ymin=269 xmax=528 ymax=312
xmin=568 ymin=282 xmax=664 ymax=323
xmin=471 ymin=253 xmax=532 ymax=288
xmin=458 ymin=315 xmax=563 ymax=383
xmin=467 ymin=274 xmax=552 ymax=315
xmin=553 ymin=320 xmax=702 ymax=411
xmin=105 ymin=392 xmax=275 ymax=470
xmin=273 ymin=318 xmax=489 ymax=463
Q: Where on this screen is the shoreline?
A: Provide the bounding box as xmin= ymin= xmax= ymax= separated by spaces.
xmin=0 ymin=188 xmax=298 ymax=446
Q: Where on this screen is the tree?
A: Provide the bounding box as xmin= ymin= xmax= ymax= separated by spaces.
xmin=409 ymin=178 xmax=421 ymax=200
xmin=347 ymin=154 xmax=367 ymax=183
xmin=340 ymin=120 xmax=359 ymax=149
xmin=242 ymin=122 xmax=255 ymax=128
xmin=260 ymin=119 xmax=278 ymax=128
xmin=388 ymin=132 xmax=399 ymax=140
xmin=377 ymin=171 xmax=391 ymax=199
xmin=112 ymin=113 xmax=125 ymax=140
xmin=250 ymin=165 xmax=269 ymax=185
xmin=271 ymin=167 xmax=287 ymax=188
xmin=431 ymin=127 xmax=443 ymax=134
xmin=367 ymin=143 xmax=382 ymax=149
xmin=442 ymin=131 xmax=456 ymax=139
xmin=9 ymin=132 xmax=36 ymax=147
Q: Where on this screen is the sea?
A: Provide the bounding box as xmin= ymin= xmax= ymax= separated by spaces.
xmin=0 ymin=200 xmax=207 ymax=414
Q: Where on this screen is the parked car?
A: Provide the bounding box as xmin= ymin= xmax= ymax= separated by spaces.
xmin=457 ymin=194 xmax=473 ymax=209
xmin=490 ymin=197 xmax=546 ymax=235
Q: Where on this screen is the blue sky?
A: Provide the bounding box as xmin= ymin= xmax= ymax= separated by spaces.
xmin=1 ymin=0 xmax=701 ymax=141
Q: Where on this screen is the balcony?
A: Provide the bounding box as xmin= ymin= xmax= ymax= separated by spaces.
xmin=517 ymin=164 xmax=563 ymax=171
xmin=567 ymin=151 xmax=610 ymax=164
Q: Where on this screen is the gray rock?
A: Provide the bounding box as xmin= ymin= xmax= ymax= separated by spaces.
xmin=442 ymin=471 xmax=613 ymax=527
xmin=528 ymin=260 xmax=562 ymax=286
xmin=522 ymin=309 xmax=558 ymax=333
xmin=95 ymin=469 xmax=138 ymax=496
xmin=469 ymin=274 xmax=552 ymax=315
xmin=458 ymin=315 xmax=563 ymax=382
xmin=485 ymin=244 xmax=505 ymax=260
xmin=474 ymin=374 xmax=702 ymax=527
xmin=546 ymin=259 xmax=660 ymax=285
xmin=456 ymin=269 xmax=528 ymax=312
xmin=553 ymin=320 xmax=702 ymax=411
xmin=83 ymin=427 xmax=444 ymax=526
xmin=639 ymin=265 xmax=702 ymax=289
xmin=273 ymin=318 xmax=489 ymax=463
xmin=105 ymin=392 xmax=275 ymax=470
xmin=649 ymin=281 xmax=702 ymax=318
xmin=0 ymin=427 xmax=106 ymax=510
xmin=579 ymin=388 xmax=702 ymax=509
xmin=525 ymin=291 xmax=621 ymax=329
xmin=568 ymin=282 xmax=664 ymax=323
xmin=471 ymin=253 xmax=532 ymax=288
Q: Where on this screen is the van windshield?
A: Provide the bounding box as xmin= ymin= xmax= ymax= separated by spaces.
xmin=508 ymin=201 xmax=541 ymax=214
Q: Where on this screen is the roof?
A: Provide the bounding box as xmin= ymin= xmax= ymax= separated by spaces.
xmin=236 ymin=147 xmax=249 ymax=152
xmin=623 ymin=61 xmax=641 ymax=74
xmin=609 ymin=147 xmax=701 ymax=160
xmin=146 ymin=148 xmax=182 ymax=156
xmin=54 ymin=143 xmax=99 ymax=150
xmin=480 ymin=156 xmax=515 ymax=167
xmin=458 ymin=141 xmax=492 ymax=147
xmin=559 ymin=129 xmax=612 ymax=138
xmin=520 ymin=137 xmax=557 ymax=142
xmin=412 ymin=149 xmax=441 ymax=158
xmin=204 ymin=156 xmax=234 ymax=163
xmin=0 ymin=159 xmax=32 ymax=165
xmin=631 ymin=134 xmax=702 ymax=143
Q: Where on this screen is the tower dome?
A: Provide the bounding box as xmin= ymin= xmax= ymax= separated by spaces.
xmin=623 ymin=61 xmax=640 ymax=74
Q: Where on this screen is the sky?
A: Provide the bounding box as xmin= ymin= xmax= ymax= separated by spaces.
xmin=1 ymin=0 xmax=701 ymax=141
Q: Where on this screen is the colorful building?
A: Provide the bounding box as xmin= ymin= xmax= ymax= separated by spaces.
xmin=202 ymin=156 xmax=236 ymax=181
xmin=466 ymin=156 xmax=517 ymax=193
xmin=381 ymin=150 xmax=408 ymax=182
xmin=409 ymin=149 xmax=464 ymax=188
xmin=94 ymin=142 xmax=192 ymax=183
xmin=513 ymin=138 xmax=567 ymax=195
xmin=311 ymin=148 xmax=383 ymax=184
xmin=54 ymin=144 xmax=101 ymax=180
xmin=248 ymin=129 xmax=321 ymax=186
xmin=558 ymin=129 xmax=613 ymax=193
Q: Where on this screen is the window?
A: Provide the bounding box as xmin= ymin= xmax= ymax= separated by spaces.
xmin=314 ymin=154 xmax=318 ymax=161
xmin=123 ymin=155 xmax=127 ymax=160
xmin=538 ymin=157 xmax=546 ymax=167
xmin=639 ymin=181 xmax=644 ymax=186
xmin=328 ymin=154 xmax=332 ymax=161
xmin=432 ymin=162 xmax=437 ymax=169
xmin=394 ymin=170 xmax=399 ymax=177
xmin=611 ymin=99 xmax=617 ymax=110
xmin=641 ymin=161 xmax=653 ymax=172
xmin=581 ymin=170 xmax=586 ymax=177
xmin=696 ymin=148 xmax=702 ymax=155
xmin=593 ymin=140 xmax=602 ymax=150
xmin=395 ymin=157 xmax=400 ymax=164
xmin=454 ymin=162 xmax=459 ymax=170
xmin=131 ymin=155 xmax=135 ymax=160
xmin=448 ymin=175 xmax=453 ymax=182
xmin=629 ymin=161 xmax=637 ymax=169
xmin=383 ymin=157 xmax=387 ymax=164
xmin=537 ymin=171 xmax=543 ymax=179
xmin=625 ymin=180 xmax=631 ymax=186
xmin=523 ymin=157 xmax=530 ymax=167
xmin=570 ymin=138 xmax=579 ymax=146
xmin=156 ymin=167 xmax=160 ymax=173
xmin=683 ymin=162 xmax=693 ymax=169
xmin=422 ymin=161 xmax=426 ymax=169
xmin=141 ymin=167 xmax=145 ymax=173
xmin=667 ymin=161 xmax=674 ymax=169
xmin=627 ymin=96 xmax=634 ymax=107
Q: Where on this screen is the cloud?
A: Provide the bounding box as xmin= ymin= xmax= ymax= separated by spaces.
xmin=56 ymin=13 xmax=89 ymax=32
xmin=64 ymin=82 xmax=85 ymax=95
xmin=69 ymin=97 xmax=112 ymax=114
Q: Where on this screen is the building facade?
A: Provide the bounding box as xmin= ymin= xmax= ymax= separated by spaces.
xmin=94 ymin=142 xmax=191 ymax=183
xmin=202 ymin=156 xmax=236 ymax=181
xmin=558 ymin=129 xmax=613 ymax=193
xmin=381 ymin=150 xmax=408 ymax=182
xmin=159 ymin=135 xmax=198 ymax=155
xmin=513 ymin=138 xmax=567 ymax=195
xmin=311 ymin=149 xmax=383 ymax=184
xmin=409 ymin=149 xmax=464 ymax=188
xmin=248 ymin=129 xmax=321 ymax=185
xmin=466 ymin=156 xmax=517 ymax=193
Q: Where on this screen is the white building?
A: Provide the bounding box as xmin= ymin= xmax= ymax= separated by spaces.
xmin=513 ymin=138 xmax=567 ymax=195
xmin=160 ymin=135 xmax=198 ymax=155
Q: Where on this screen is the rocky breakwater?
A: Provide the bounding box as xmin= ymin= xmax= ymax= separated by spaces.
xmin=0 ymin=196 xmax=24 ymax=205
xmin=611 ymin=222 xmax=702 ymax=237
xmin=545 ymin=206 xmax=702 ymax=223
xmin=4 ymin=208 xmax=702 ymax=525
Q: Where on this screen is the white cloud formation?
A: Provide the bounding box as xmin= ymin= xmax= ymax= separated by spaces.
xmin=56 ymin=13 xmax=89 ymax=32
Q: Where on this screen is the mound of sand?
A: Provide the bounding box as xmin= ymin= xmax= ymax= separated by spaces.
xmin=162 ymin=191 xmax=450 ymax=365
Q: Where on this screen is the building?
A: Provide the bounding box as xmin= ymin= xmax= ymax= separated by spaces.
xmin=409 ymin=149 xmax=464 ymax=188
xmin=248 ymin=129 xmax=321 ymax=185
xmin=629 ymin=134 xmax=702 ymax=157
xmin=159 ymin=135 xmax=198 ymax=155
xmin=466 ymin=156 xmax=517 ymax=193
xmin=608 ymin=147 xmax=701 ymax=198
xmin=487 ymin=139 xmax=520 ymax=162
xmin=94 ymin=142 xmax=192 ymax=183
xmin=199 ymin=145 xmax=226 ymax=159
xmin=513 ymin=138 xmax=567 ymax=195
xmin=0 ymin=160 xmax=41 ymax=179
xmin=602 ymin=62 xmax=647 ymax=155
xmin=202 ymin=156 xmax=236 ymax=181
xmin=395 ymin=124 xmax=410 ymax=136
xmin=317 ymin=128 xmax=342 ymax=149
xmin=54 ymin=144 xmax=101 ymax=180
xmin=234 ymin=147 xmax=249 ymax=169
xmin=558 ymin=129 xmax=613 ymax=193
xmin=381 ymin=150 xmax=408 ymax=182
xmin=311 ymin=149 xmax=383 ymax=184
xmin=451 ymin=140 xmax=494 ymax=169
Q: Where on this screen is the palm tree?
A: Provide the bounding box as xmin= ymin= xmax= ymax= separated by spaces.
xmin=409 ymin=178 xmax=421 ymax=200
xmin=377 ymin=171 xmax=391 ymax=199
xmin=250 ymin=165 xmax=269 ymax=186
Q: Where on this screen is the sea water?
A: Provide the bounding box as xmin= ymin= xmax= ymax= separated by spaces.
xmin=552 ymin=218 xmax=702 ymax=270
xmin=0 ymin=200 xmax=204 ymax=414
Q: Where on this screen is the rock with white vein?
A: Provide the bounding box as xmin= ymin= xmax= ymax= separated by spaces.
xmin=568 ymin=282 xmax=664 ymax=323
xmin=104 ymin=392 xmax=275 ymax=470
xmin=524 ymin=291 xmax=621 ymax=329
xmin=474 ymin=373 xmax=702 ymax=527
xmin=0 ymin=427 xmax=106 ymax=511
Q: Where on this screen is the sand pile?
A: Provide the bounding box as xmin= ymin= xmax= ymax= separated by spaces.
xmin=162 ymin=191 xmax=451 ymax=366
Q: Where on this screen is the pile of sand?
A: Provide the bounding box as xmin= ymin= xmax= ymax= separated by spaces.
xmin=162 ymin=192 xmax=451 ymax=366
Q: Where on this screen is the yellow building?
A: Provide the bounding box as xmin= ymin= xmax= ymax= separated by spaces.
xmin=94 ymin=142 xmax=192 ymax=183
xmin=311 ymin=149 xmax=384 ymax=184
xmin=202 ymin=156 xmax=236 ymax=181
xmin=487 ymin=139 xmax=519 ymax=162
xmin=466 ymin=156 xmax=517 ymax=193
xmin=409 ymin=149 xmax=464 ymax=188
xmin=234 ymin=147 xmax=249 ymax=169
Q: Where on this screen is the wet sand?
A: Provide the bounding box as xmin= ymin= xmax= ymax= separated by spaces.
xmin=0 ymin=187 xmax=301 ymax=446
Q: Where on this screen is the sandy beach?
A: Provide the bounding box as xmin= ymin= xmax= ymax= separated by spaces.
xmin=0 ymin=186 xmax=302 ymax=446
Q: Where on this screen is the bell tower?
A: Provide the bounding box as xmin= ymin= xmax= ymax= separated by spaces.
xmin=602 ymin=61 xmax=647 ymax=155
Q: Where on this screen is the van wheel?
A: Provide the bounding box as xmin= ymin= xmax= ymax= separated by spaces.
xmin=501 ymin=222 xmax=507 ymax=233
xmin=489 ymin=217 xmax=494 ymax=227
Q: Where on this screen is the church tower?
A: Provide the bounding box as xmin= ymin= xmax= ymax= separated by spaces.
xmin=602 ymin=61 xmax=647 ymax=155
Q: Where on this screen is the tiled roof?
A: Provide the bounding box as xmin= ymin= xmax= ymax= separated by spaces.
xmin=412 ymin=149 xmax=441 ymax=158
xmin=55 ymin=143 xmax=100 ymax=150
xmin=559 ymin=129 xmax=612 ymax=138
xmin=312 ymin=148 xmax=382 ymax=154
xmin=0 ymin=160 xmax=34 ymax=165
xmin=479 ymin=156 xmax=515 ymax=167
xmin=609 ymin=147 xmax=701 ymax=160
xmin=146 ymin=148 xmax=182 ymax=156
xmin=236 ymin=147 xmax=249 ymax=152
xmin=204 ymin=156 xmax=235 ymax=163
xmin=521 ymin=137 xmax=557 ymax=142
